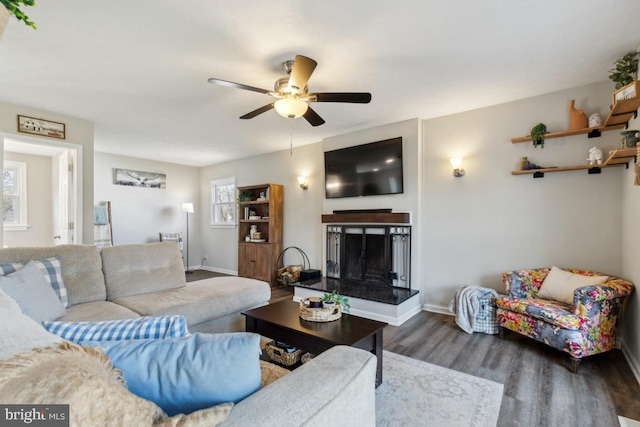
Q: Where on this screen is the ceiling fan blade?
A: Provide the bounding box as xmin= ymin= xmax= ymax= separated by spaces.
xmin=303 ymin=106 xmax=325 ymax=127
xmin=207 ymin=78 xmax=271 ymax=95
xmin=310 ymin=92 xmax=372 ymax=103
xmin=240 ymin=104 xmax=274 ymax=119
xmin=288 ymin=55 xmax=317 ymax=93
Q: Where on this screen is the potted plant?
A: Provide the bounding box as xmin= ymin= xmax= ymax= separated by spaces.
xmin=530 ymin=123 xmax=548 ymax=148
xmin=609 ymin=51 xmax=639 ymax=89
xmin=322 ymin=290 xmax=350 ymax=313
xmin=1 ymin=0 xmax=37 ymax=29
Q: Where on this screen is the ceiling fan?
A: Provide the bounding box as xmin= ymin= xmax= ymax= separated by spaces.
xmin=207 ymin=55 xmax=372 ymax=127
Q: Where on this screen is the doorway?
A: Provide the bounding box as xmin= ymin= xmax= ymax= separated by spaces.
xmin=2 ymin=136 xmax=82 ymax=247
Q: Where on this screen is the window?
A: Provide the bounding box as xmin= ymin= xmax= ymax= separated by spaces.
xmin=210 ymin=177 xmax=236 ymax=227
xmin=3 ymin=161 xmax=28 ymax=230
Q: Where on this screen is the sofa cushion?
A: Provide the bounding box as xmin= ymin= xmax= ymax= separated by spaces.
xmin=82 ymin=333 xmax=261 ymax=417
xmin=0 ymin=263 xmax=66 ymax=323
xmin=495 ymin=296 xmax=580 ymax=330
xmin=538 ymin=266 xmax=609 ymax=304
xmin=60 ymin=301 xmax=141 ymax=322
xmin=0 ymin=245 xmax=106 ymax=305
xmin=0 ymin=342 xmax=233 ymax=426
xmin=101 ymin=242 xmax=186 ymax=300
xmin=0 ymin=288 xmax=63 ymax=361
xmin=111 ymin=276 xmax=271 ymax=327
xmin=43 ymin=315 xmax=189 ymax=343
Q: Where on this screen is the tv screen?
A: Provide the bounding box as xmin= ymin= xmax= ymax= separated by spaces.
xmin=324 ymin=137 xmax=404 ymax=199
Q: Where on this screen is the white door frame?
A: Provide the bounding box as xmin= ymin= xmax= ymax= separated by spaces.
xmin=0 ymin=132 xmax=83 ymax=247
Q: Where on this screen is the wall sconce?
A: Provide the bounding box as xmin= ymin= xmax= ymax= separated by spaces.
xmin=450 ymin=158 xmax=465 ymax=177
xmin=297 ymin=176 xmax=309 ymax=190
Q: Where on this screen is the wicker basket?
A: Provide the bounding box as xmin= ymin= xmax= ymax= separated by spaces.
xmin=299 ymin=299 xmax=342 ymax=322
xmin=264 ymin=341 xmax=302 ymax=366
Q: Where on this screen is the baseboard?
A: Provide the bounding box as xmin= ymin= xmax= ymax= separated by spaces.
xmin=198 ymin=265 xmax=238 ymax=276
xmin=423 ymin=303 xmax=454 ymax=316
xmin=622 ymin=343 xmax=640 ymax=387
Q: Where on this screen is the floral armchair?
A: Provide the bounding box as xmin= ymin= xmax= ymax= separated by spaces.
xmin=495 ymin=268 xmax=634 ymax=372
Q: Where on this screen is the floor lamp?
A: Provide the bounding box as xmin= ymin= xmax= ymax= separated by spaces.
xmin=182 ymin=202 xmax=194 ymax=274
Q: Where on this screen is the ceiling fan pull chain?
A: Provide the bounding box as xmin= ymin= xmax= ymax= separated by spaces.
xmin=290 ymin=119 xmax=293 ymax=156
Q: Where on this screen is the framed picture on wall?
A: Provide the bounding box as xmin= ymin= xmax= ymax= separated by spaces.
xmin=17 ymin=115 xmax=66 ymax=139
xmin=114 ymin=168 xmax=166 ymax=189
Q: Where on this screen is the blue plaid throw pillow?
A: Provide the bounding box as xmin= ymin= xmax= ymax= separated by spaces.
xmin=0 ymin=256 xmax=68 ymax=308
xmin=43 ymin=315 xmax=189 ymax=343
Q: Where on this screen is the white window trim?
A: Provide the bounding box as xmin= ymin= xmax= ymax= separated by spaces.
xmin=210 ymin=176 xmax=237 ymax=228
xmin=3 ymin=160 xmax=28 ymax=231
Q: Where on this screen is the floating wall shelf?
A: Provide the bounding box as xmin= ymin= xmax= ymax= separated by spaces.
xmin=511 ymin=163 xmax=624 ymax=178
xmin=511 ymin=82 xmax=640 ymax=179
xmin=511 ymin=124 xmax=626 ymax=144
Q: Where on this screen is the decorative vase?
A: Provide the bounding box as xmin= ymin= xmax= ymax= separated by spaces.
xmin=588 ymin=113 xmax=602 ymax=128
xmin=620 ymin=130 xmax=639 ymax=148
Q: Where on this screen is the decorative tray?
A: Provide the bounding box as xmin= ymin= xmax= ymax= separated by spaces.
xmin=299 ymin=299 xmax=342 ymax=322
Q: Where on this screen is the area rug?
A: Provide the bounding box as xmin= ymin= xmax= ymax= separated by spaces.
xmin=376 ymin=351 xmax=503 ymax=427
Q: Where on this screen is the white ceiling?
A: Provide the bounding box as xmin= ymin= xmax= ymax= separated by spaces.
xmin=0 ymin=1 xmax=639 ymax=167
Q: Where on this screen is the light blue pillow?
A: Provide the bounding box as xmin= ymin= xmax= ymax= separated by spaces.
xmin=43 ymin=315 xmax=189 ymax=343
xmin=0 ymin=257 xmax=69 ymax=307
xmin=82 ymin=332 xmax=261 ymax=416
xmin=0 ymin=263 xmax=66 ymax=323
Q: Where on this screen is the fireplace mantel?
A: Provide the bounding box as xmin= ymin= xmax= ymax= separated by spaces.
xmin=321 ymin=212 xmax=411 ymax=224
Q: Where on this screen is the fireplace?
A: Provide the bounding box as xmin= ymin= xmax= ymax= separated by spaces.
xmin=294 ymin=210 xmax=417 ymax=310
xmin=326 ymin=224 xmax=411 ymax=289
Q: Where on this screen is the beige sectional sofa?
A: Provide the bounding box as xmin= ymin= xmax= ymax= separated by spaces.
xmin=0 ymin=242 xmax=271 ymax=333
xmin=0 ymin=242 xmax=378 ymax=426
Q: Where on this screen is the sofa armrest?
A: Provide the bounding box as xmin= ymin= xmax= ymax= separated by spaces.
xmin=503 ymin=269 xmax=550 ymax=298
xmin=221 ymin=346 xmax=377 ymax=427
xmin=574 ymin=278 xmax=635 ymax=304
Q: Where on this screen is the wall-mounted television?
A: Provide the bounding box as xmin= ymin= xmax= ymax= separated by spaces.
xmin=324 ymin=137 xmax=404 ymax=199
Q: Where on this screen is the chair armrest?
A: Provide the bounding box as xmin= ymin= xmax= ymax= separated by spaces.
xmin=503 ymin=269 xmax=550 ymax=298
xmin=574 ymin=278 xmax=635 ymax=303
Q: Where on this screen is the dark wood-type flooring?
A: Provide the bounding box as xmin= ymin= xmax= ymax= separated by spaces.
xmin=188 ymin=270 xmax=640 ymax=426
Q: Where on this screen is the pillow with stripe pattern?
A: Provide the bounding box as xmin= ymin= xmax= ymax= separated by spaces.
xmin=43 ymin=315 xmax=189 ymax=343
xmin=0 ymin=256 xmax=68 ymax=308
xmin=0 ymin=264 xmax=66 ymax=323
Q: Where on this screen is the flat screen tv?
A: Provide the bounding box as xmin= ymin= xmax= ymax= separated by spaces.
xmin=324 ymin=137 xmax=404 ymax=199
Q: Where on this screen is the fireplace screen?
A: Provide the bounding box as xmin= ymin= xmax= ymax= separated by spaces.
xmin=326 ymin=225 xmax=411 ymax=289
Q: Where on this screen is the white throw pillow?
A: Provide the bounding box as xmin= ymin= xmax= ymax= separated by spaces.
xmin=0 ymin=263 xmax=66 ymax=323
xmin=0 ymin=288 xmax=63 ymax=361
xmin=537 ymin=266 xmax=609 ymax=304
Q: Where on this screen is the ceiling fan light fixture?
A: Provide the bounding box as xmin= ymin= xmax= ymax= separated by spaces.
xmin=274 ymin=96 xmax=308 ymax=118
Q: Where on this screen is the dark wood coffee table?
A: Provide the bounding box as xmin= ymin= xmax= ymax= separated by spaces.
xmin=243 ymin=300 xmax=387 ymax=387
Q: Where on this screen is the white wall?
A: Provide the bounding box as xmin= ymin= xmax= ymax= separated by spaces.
xmin=0 ymin=101 xmax=94 ymax=244
xmin=422 ymin=80 xmax=624 ymax=310
xmin=3 ymin=151 xmax=53 ymax=247
xmin=199 ymin=143 xmax=323 ymax=274
xmin=621 ymin=111 xmax=640 ymax=379
xmin=94 ymin=152 xmax=201 ymax=267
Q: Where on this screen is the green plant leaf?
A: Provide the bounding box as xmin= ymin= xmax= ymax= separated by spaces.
xmin=1 ymin=0 xmax=37 ymax=29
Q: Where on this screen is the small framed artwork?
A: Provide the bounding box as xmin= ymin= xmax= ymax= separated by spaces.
xmin=114 ymin=168 xmax=166 ymax=189
xmin=17 ymin=115 xmax=66 ymax=139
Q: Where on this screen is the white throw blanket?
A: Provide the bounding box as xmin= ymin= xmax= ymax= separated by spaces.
xmin=449 ymin=286 xmax=499 ymax=334
xmin=94 ymin=224 xmax=112 ymax=250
